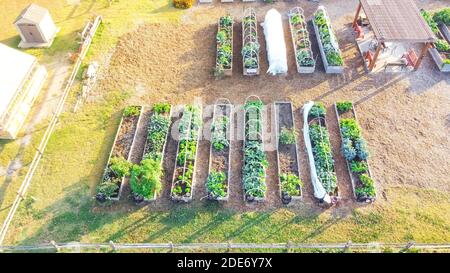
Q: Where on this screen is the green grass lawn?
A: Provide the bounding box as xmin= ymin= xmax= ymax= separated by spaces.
xmin=1 ymin=1 xmax=450 ymax=250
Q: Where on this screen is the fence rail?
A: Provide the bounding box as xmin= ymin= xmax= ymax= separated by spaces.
xmin=1 ymin=241 xmax=449 ymax=252
xmin=0 ymin=16 xmax=103 ymax=246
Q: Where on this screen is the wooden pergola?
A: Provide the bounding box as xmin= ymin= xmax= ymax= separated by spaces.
xmin=352 ymin=0 xmax=436 ymax=71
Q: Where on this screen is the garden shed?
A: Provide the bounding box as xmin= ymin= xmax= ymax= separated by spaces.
xmin=14 ymin=3 xmax=58 ymax=48
xmin=0 ymin=43 xmax=47 ymax=139
xmin=352 ymin=0 xmax=436 ymax=72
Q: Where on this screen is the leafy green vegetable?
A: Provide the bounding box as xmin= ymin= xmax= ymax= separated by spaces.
xmin=211 ymin=116 xmax=229 ymax=152
xmin=206 ymin=171 xmax=227 ymax=199
xmin=340 ymin=118 xmax=361 ymax=140
xmin=123 ymin=106 xmax=140 ymax=117
xmin=153 ymin=103 xmax=171 ymax=114
xmin=309 ymin=102 xmax=326 ymax=118
xmin=279 ymin=127 xmax=297 ymax=145
xmin=350 ymin=161 xmax=368 ymax=173
xmin=355 ymin=173 xmax=375 ymax=198
xmin=109 ymin=156 xmax=132 ymax=177
xmin=280 ymin=173 xmax=302 ymax=196
xmin=336 ymin=101 xmax=353 ymax=113
xmin=309 ymin=123 xmax=337 ymax=193
xmin=435 ymin=39 xmax=450 ymax=52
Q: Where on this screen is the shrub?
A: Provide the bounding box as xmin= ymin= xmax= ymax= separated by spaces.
xmin=355 ymin=137 xmax=369 ymax=160
xmin=279 ymin=127 xmax=297 ymax=145
xmin=206 ymin=171 xmax=227 ymax=199
xmin=173 ymin=0 xmax=193 ymax=9
xmin=421 ymin=10 xmax=439 ymax=34
xmin=350 ymin=161 xmax=368 ymax=173
xmin=342 ymin=138 xmax=356 ymax=161
xmin=280 ymin=173 xmax=303 ymax=196
xmin=433 ymin=8 xmax=450 ymax=25
xmin=123 ymin=106 xmax=140 ymax=117
xmin=130 ymin=158 xmax=162 ymax=199
xmin=336 ymin=101 xmax=353 ymax=113
xmin=309 ymin=102 xmax=326 ymax=118
xmin=435 ymin=39 xmax=450 ymax=52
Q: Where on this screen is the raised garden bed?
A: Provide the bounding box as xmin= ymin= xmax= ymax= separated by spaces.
xmin=288 ymin=7 xmax=315 ymax=73
xmin=206 ymin=102 xmax=233 ymax=201
xmin=242 ymin=8 xmax=260 ymax=76
xmin=274 ymin=101 xmax=303 ymax=205
xmin=334 ymin=101 xmax=376 ymax=203
xmin=130 ymin=103 xmax=172 ymax=203
xmin=242 ymin=97 xmax=267 ymax=203
xmin=422 ymin=9 xmax=450 ymax=72
xmin=312 ymin=6 xmax=344 ymax=74
xmin=170 ymin=105 xmax=202 ymax=202
xmin=215 ymin=15 xmax=233 ymax=77
xmin=304 ymin=102 xmax=339 ymax=204
xmin=96 ymin=106 xmax=143 ymax=202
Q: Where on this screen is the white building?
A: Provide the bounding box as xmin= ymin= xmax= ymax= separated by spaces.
xmin=14 ymin=3 xmax=58 ymax=48
xmin=0 ymin=44 xmax=47 ymax=139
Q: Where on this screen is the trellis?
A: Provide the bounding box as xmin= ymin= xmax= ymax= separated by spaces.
xmin=288 ymin=7 xmax=315 ymax=73
xmin=242 ymin=96 xmax=267 ymax=202
xmin=242 ymin=8 xmax=260 ymax=76
xmin=170 ymin=106 xmax=202 ymax=203
xmin=306 ymin=105 xmax=339 ymax=204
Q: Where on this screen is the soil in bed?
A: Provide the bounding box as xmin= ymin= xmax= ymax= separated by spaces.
xmin=112 ymin=113 xmax=140 ymax=160
xmin=277 ymin=103 xmax=299 ymax=176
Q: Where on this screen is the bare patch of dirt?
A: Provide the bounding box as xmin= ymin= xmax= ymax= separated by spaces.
xmin=94 ymin=1 xmax=450 ymax=213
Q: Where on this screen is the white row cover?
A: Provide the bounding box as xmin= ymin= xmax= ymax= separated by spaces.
xmin=303 ymin=101 xmax=332 ymax=204
xmin=262 ymin=9 xmax=288 ymax=75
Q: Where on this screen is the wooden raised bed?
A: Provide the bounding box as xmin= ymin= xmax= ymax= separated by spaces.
xmin=312 ymin=6 xmax=344 ymax=74
xmin=429 ymin=23 xmax=450 ymax=72
xmin=216 ymin=16 xmax=233 ymax=77
xmin=274 ymin=101 xmax=302 ymax=204
xmin=206 ymin=103 xmax=233 ymax=201
xmin=334 ymin=103 xmax=376 ymax=203
xmin=135 ymin=104 xmax=172 ymax=202
xmin=242 ymin=8 xmax=260 ymax=76
xmin=288 ymin=7 xmax=315 ymax=73
xmin=96 ymin=106 xmax=143 ymax=202
xmin=304 ymin=103 xmax=339 ymax=204
xmin=242 ymin=97 xmax=267 ymax=203
xmin=170 ymin=105 xmax=202 ymax=203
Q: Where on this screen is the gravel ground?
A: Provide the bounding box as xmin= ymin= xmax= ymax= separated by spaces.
xmin=94 ymin=1 xmax=450 ymax=213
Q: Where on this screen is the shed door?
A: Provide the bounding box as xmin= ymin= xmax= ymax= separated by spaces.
xmin=18 ymin=24 xmax=42 ymax=43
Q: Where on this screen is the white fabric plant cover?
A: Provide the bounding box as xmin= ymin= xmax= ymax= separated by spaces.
xmin=303 ymin=101 xmax=331 ymax=204
xmin=262 ymin=9 xmax=288 ymax=75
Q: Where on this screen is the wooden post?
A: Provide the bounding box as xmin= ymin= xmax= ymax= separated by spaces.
xmin=352 ymin=2 xmax=362 ymax=28
xmin=368 ymin=43 xmax=382 ymax=72
xmin=414 ymin=43 xmax=430 ymax=71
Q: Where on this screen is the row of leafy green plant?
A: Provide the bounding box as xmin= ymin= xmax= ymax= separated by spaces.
xmin=206 ymin=108 xmax=231 ymax=200
xmin=314 ymin=7 xmax=343 ymax=67
xmin=308 ymin=102 xmax=338 ymax=195
xmin=421 ymin=9 xmax=450 ymax=65
xmin=289 ymin=8 xmax=315 ymax=68
xmin=215 ymin=15 xmax=233 ymax=77
xmin=130 ymin=103 xmax=171 ymax=202
xmin=243 ymin=100 xmax=267 ymax=201
xmin=242 ymin=10 xmax=260 ymax=73
xmin=336 ymin=101 xmax=375 ymax=201
xmin=171 ymin=105 xmax=202 ymax=199
xmin=96 ymin=106 xmax=141 ymax=202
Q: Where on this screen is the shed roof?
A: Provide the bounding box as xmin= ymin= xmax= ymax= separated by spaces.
xmin=14 ymin=3 xmax=49 ymax=24
xmin=0 ymin=44 xmax=36 ymax=118
xmin=360 ymin=0 xmax=436 ymax=43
